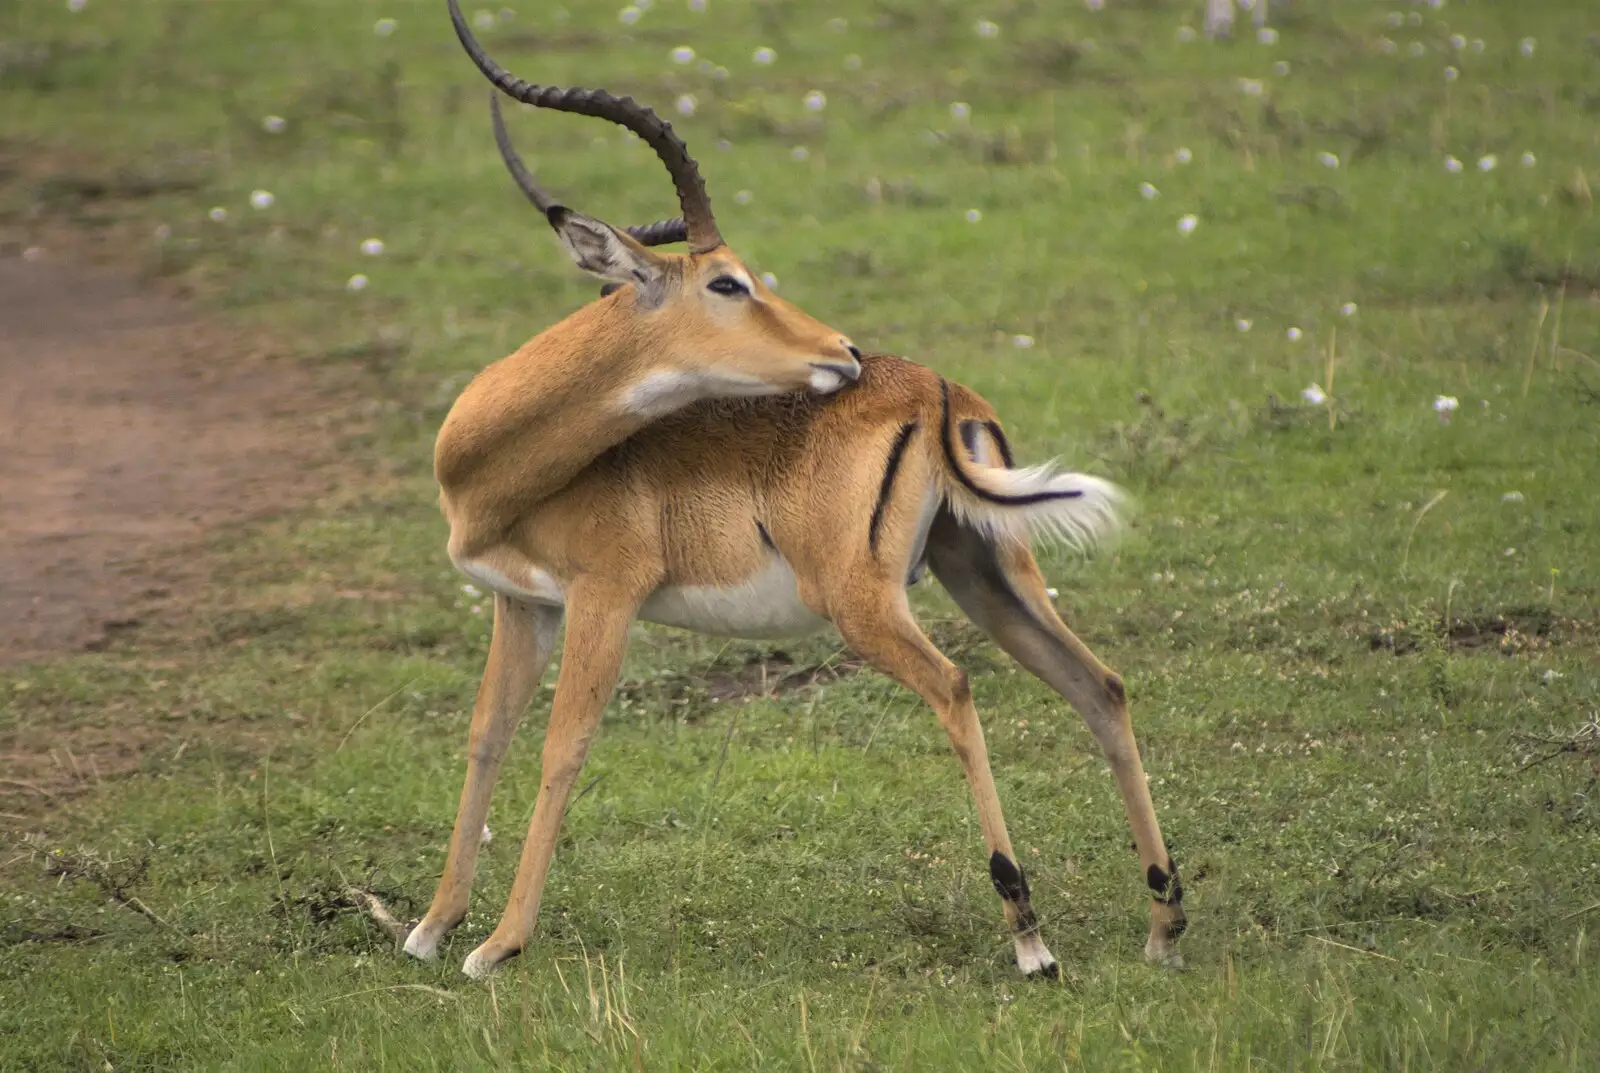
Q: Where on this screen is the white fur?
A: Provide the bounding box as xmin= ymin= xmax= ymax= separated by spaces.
xmin=946 ymin=463 xmax=1125 ymax=553
xmin=403 ymin=923 xmax=443 ymax=961
xmin=1015 ymin=932 xmax=1058 ymax=977
xmin=639 ymin=558 xmax=827 ymax=639
xmin=620 ymin=368 xmax=777 ymax=419
xmin=461 ymin=945 xmax=502 ymax=980
xmin=454 ymin=557 xmax=566 ymax=606
xmin=808 ymin=367 xmax=845 ymax=394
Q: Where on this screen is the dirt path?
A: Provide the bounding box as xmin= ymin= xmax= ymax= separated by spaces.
xmin=0 ymin=253 xmax=345 ymax=667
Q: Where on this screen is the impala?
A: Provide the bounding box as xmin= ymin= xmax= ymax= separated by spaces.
xmin=406 ymin=0 xmax=1186 ymax=979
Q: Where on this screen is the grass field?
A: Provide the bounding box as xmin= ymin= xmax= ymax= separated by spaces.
xmin=3 ymin=0 xmax=1599 ymax=1068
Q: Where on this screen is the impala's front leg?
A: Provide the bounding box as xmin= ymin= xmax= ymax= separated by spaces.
xmin=406 ymin=596 xmax=562 ymax=961
xmin=461 ymin=590 xmax=635 ymax=979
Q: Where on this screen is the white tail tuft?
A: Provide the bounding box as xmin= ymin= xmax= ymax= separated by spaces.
xmin=943 ymin=462 xmax=1126 ymax=552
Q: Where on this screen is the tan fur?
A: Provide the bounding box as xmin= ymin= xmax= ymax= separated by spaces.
xmin=408 ymin=355 xmax=1186 ymax=979
xmin=434 ymin=247 xmax=860 ymax=571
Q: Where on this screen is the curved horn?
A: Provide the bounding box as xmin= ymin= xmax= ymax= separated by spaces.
xmin=490 ymin=94 xmax=689 ymax=247
xmin=450 ymin=0 xmax=721 ymax=253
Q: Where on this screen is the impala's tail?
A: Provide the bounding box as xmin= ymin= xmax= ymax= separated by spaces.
xmin=935 ymin=379 xmax=1124 ymax=551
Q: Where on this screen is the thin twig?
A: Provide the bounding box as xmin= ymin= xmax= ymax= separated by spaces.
xmin=1306 ymin=934 xmax=1397 ymax=961
xmin=323 ymin=983 xmax=458 ymax=1004
xmin=343 ymin=887 xmax=410 ymax=944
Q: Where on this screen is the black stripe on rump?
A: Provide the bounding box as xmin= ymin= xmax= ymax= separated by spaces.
xmin=938 ymin=379 xmax=1080 ymax=506
xmin=868 ymin=421 xmax=919 ymax=556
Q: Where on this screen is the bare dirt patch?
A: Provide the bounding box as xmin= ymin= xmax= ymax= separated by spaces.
xmin=0 ymin=254 xmax=348 ymax=667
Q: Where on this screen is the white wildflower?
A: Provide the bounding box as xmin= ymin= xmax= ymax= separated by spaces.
xmin=1177 ymin=213 xmax=1199 ymax=235
xmin=1236 ymin=318 xmax=1253 ymax=333
xmin=950 ymin=101 xmax=971 ymax=121
xmin=733 ymin=189 xmax=753 ymax=205
xmin=1273 ymin=60 xmax=1290 ymax=76
xmin=262 ymin=115 xmax=286 ymax=134
xmin=1478 ymin=154 xmax=1497 ymax=172
xmin=1175 ymin=147 xmax=1192 ymax=165
xmin=1287 ymin=326 xmax=1303 ymax=342
xmin=759 ymin=271 xmax=778 ymax=289
xmin=1340 ymin=302 xmax=1357 ymax=317
xmin=1408 ymin=42 xmax=1426 ymax=58
xmin=1258 ymin=27 xmax=1278 ymax=45
xmin=1012 ymin=334 xmax=1035 ymax=348
xmin=1469 ymin=39 xmax=1484 ymax=53
xmin=975 ymin=19 xmax=999 ymax=38
xmin=688 ymin=0 xmax=706 ymax=11
xmin=1433 ymin=395 xmax=1459 ymax=413
xmin=671 ymin=46 xmax=695 ymax=64
xmin=360 ymin=238 xmax=384 ymax=256
xmin=619 ymin=6 xmax=640 ymax=25
xmin=208 ymin=207 xmax=228 ymax=223
xmin=1521 ymin=152 xmax=1536 ymax=168
xmin=374 ymin=17 xmax=397 ymax=36
xmin=1444 ymin=66 xmax=1458 ymax=82
xmin=1139 ymin=181 xmax=1159 ymax=199
xmin=1449 ymin=34 xmax=1465 ymax=50
xmin=1519 ymin=37 xmax=1536 ymax=57
xmin=250 ymin=190 xmax=275 ymax=210
xmin=676 ymin=94 xmax=696 ymax=116
xmin=21 ymin=246 xmax=44 ymax=262
xmin=752 ymin=45 xmax=776 ymax=64
xmin=346 ymin=273 xmax=369 ymax=292
xmin=1176 ymin=26 xmax=1196 ymax=44
xmin=965 ymin=208 xmax=983 ymax=223
xmin=1501 ymin=491 xmax=1524 ymax=503
xmin=67 ymin=0 xmax=87 ymax=10
xmin=826 ymin=16 xmax=847 ymax=31
xmin=1318 ymin=151 xmax=1339 ymax=169
xmin=1302 ymin=383 xmax=1326 ymax=405
xmin=790 ymin=145 xmax=808 ymax=161
xmin=1239 ymin=78 xmax=1264 ymax=96
xmin=1443 ymin=155 xmax=1463 ymax=173
xmin=1379 ymin=37 xmax=1397 ymax=55
xmin=803 ymin=90 xmax=826 ymax=112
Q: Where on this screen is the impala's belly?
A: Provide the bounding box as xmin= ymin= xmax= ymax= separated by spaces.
xmin=639 ymin=558 xmax=828 ymax=639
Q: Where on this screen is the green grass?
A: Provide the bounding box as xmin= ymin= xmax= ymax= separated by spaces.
xmin=3 ymin=0 xmax=1599 ymax=1068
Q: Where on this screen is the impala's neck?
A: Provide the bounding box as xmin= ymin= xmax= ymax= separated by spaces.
xmin=435 ymin=296 xmax=679 ymax=550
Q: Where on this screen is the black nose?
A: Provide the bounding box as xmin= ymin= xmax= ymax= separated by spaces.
xmin=845 ymin=343 xmax=862 ymax=360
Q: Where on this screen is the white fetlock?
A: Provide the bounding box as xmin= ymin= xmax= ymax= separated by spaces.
xmin=461 ymin=944 xmax=508 ymax=981
xmin=1015 ymin=932 xmax=1059 ymax=978
xmin=1144 ymin=938 xmax=1185 ymax=970
xmin=403 ymin=923 xmax=443 ymax=961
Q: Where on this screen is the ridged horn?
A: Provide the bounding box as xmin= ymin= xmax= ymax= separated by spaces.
xmin=489 ymin=94 xmax=689 ymax=247
xmin=450 ymin=0 xmax=721 ymax=252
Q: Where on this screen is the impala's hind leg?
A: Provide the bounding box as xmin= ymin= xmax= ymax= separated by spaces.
xmin=407 ymin=595 xmax=563 ymax=961
xmin=461 ymin=591 xmax=634 ymax=979
xmin=829 ymin=583 xmax=1058 ymax=978
xmin=927 ymin=515 xmax=1187 ymax=966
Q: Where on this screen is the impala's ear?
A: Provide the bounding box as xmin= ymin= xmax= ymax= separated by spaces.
xmin=548 ymin=207 xmax=668 ymax=290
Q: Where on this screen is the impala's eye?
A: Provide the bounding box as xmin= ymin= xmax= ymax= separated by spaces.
xmin=706 ymin=275 xmax=749 ymax=297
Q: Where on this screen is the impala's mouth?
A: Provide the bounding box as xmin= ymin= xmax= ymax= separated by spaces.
xmin=808 ymin=361 xmax=861 ymax=394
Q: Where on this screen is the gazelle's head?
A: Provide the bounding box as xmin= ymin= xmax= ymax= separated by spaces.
xmin=450 ymin=0 xmax=861 ymax=396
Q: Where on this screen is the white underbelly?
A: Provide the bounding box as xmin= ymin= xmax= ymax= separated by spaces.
xmin=457 ymin=554 xmax=829 ymax=640
xmin=638 ymin=558 xmax=829 ymax=639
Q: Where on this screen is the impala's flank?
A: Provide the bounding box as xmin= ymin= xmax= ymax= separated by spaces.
xmin=406 ymin=0 xmax=1186 ymax=981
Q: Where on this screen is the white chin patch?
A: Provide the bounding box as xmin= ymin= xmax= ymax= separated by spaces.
xmin=809 ymin=368 xmax=845 ymax=394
